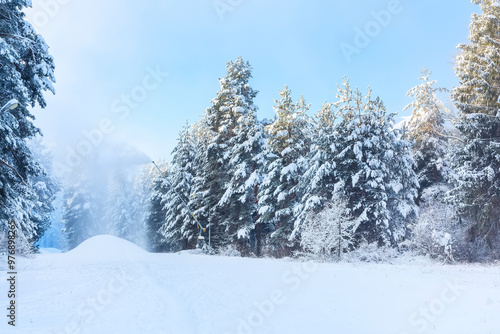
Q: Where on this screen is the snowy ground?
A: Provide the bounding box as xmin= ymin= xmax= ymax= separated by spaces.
xmin=1 ymin=235 xmax=500 ymax=334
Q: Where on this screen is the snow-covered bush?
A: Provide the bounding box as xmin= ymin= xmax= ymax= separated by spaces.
xmin=300 ymin=195 xmax=355 ymax=260
xmin=344 ymin=242 xmax=401 ymax=263
xmin=218 ymin=244 xmax=242 ymax=257
xmin=410 ymin=183 xmax=500 ymax=263
xmin=409 ymin=185 xmax=456 ymax=262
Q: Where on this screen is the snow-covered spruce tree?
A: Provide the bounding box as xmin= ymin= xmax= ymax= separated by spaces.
xmin=403 ymin=69 xmax=459 ymax=260
xmin=160 ymin=122 xmax=198 ymax=251
xmin=404 ymin=68 xmax=452 ymax=203
xmin=450 ymin=0 xmax=500 ymax=257
xmin=0 ymin=0 xmax=56 ymax=252
xmin=452 ymin=0 xmax=500 ymax=117
xmin=292 ymin=101 xmax=341 ymax=239
xmin=257 ymin=86 xmax=311 ymax=256
xmin=189 ymin=57 xmax=259 ymax=251
xmin=300 ymin=194 xmax=356 ymax=260
xmin=386 ymin=121 xmax=421 ymax=245
xmin=145 ymin=161 xmax=171 ymax=252
xmin=61 ymin=180 xmax=99 ymax=250
xmin=188 ymin=119 xmax=212 ymax=250
xmin=450 ymin=115 xmax=500 ymax=255
xmin=334 ymin=78 xmax=418 ymax=247
xmin=217 ymin=110 xmax=265 ymax=255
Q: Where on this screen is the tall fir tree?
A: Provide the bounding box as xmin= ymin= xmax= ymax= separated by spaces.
xmin=160 ymin=122 xmax=198 ymax=251
xmin=452 ymin=0 xmax=500 ymax=117
xmin=292 ymin=101 xmax=341 ymax=239
xmin=257 ymin=86 xmax=311 ymax=256
xmin=334 ymin=79 xmax=418 ymax=246
xmin=217 ymin=110 xmax=265 ymax=255
xmin=189 ymin=57 xmax=259 ymax=251
xmin=0 ymin=0 xmax=56 ymax=251
xmin=188 ymin=119 xmax=212 ymax=249
xmin=404 ymin=68 xmax=451 ymax=203
xmin=451 ymin=115 xmax=500 ymax=252
xmin=403 ymin=70 xmax=458 ymax=261
xmin=451 ymin=0 xmax=500 ymax=255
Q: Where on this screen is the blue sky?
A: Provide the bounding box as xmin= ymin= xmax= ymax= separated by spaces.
xmin=26 ymin=0 xmax=478 ymax=170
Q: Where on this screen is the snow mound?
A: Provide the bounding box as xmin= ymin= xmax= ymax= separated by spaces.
xmin=67 ymin=235 xmax=148 ymax=262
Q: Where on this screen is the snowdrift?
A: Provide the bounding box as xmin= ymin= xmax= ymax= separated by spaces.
xmin=66 ymin=235 xmax=148 ymax=262
xmin=6 ymin=236 xmax=500 ymax=333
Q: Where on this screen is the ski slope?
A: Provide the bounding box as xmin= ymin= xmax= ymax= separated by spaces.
xmin=1 ymin=235 xmax=500 ymax=334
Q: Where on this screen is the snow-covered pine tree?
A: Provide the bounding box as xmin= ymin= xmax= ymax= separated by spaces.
xmin=450 ymin=0 xmax=500 ymax=255
xmin=145 ymin=161 xmax=171 ymax=252
xmin=189 ymin=57 xmax=259 ymax=251
xmin=0 ymin=0 xmax=56 ymax=252
xmin=385 ymin=119 xmax=421 ymax=244
xmin=188 ymin=119 xmax=212 ymax=250
xmin=451 ymin=116 xmax=500 ymax=253
xmin=403 ymin=69 xmax=459 ymax=259
xmin=160 ymin=122 xmax=198 ymax=251
xmin=404 ymin=68 xmax=452 ymax=203
xmin=257 ymin=86 xmax=311 ymax=256
xmin=452 ymin=0 xmax=500 ymax=117
xmin=334 ymin=78 xmax=418 ymax=246
xmin=217 ymin=110 xmax=264 ymax=255
xmin=292 ymin=101 xmax=341 ymax=239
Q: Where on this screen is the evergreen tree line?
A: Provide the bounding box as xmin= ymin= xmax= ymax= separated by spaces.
xmin=3 ymin=0 xmax=499 ymax=262
xmin=147 ymin=58 xmax=419 ymax=258
xmin=147 ymin=0 xmax=500 ymax=260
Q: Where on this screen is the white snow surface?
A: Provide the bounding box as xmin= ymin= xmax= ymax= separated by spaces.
xmin=2 ymin=235 xmax=500 ymax=334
